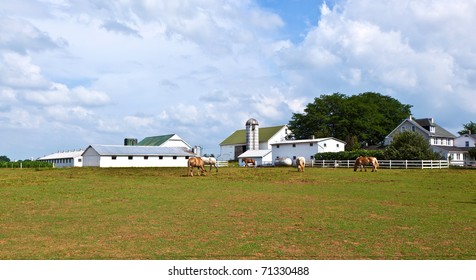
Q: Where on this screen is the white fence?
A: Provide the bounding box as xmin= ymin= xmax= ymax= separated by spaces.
xmin=311 ymin=159 xmax=450 ymax=169
xmin=216 ymin=161 xmax=229 ymax=167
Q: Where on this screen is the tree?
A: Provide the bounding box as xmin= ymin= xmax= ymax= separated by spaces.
xmin=0 ymin=155 xmax=11 ymax=162
xmin=384 ymin=131 xmax=440 ymax=160
xmin=469 ymin=147 xmax=476 ymax=160
xmin=288 ymin=92 xmax=412 ymax=149
xmin=458 ymin=121 xmax=476 ymax=135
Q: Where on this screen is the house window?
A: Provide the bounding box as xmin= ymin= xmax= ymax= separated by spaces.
xmin=466 ymin=141 xmax=470 ymax=147
xmin=292 ymin=144 xmax=296 ymax=147
xmin=336 ymin=144 xmax=339 ymax=147
xmin=276 ymin=145 xmax=280 ymax=148
xmin=310 ymin=155 xmax=314 ymax=159
xmin=112 ymin=156 xmax=117 ymax=160
xmin=128 ymin=156 xmax=133 ymax=160
xmin=185 ymin=156 xmax=189 ymax=159
xmin=173 ymin=156 xmax=177 ymax=160
xmin=159 ymin=156 xmax=163 ymax=160
xmin=144 ymin=156 xmax=148 ymax=160
xmin=412 ymin=126 xmax=416 ymax=131
xmin=293 ymin=156 xmax=296 ymax=160
xmin=78 ymin=159 xmax=82 ymax=162
xmin=430 ymin=126 xmax=435 ymax=133
xmin=324 ymin=143 xmax=327 ymax=147
xmin=310 ymin=143 xmax=313 ymax=146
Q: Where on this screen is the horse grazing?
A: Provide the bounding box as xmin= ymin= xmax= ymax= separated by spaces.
xmin=242 ymin=158 xmax=256 ymax=167
xmin=354 ymin=156 xmax=379 ymax=172
xmin=201 ymin=156 xmax=218 ymax=172
xmin=296 ymin=157 xmax=306 ymax=172
xmin=188 ymin=157 xmax=207 ymax=176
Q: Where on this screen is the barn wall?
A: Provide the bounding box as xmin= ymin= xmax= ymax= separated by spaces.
xmin=82 ymin=148 xmax=101 ymax=167
xmin=272 ymin=139 xmax=345 ymax=163
xmin=98 ymin=155 xmax=189 ymax=168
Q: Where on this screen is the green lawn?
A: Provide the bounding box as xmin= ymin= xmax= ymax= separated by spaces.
xmin=0 ymin=167 xmax=474 ymax=259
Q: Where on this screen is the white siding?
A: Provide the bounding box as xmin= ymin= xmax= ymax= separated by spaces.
xmin=97 ymin=155 xmax=189 ymax=168
xmin=271 ymin=138 xmax=345 ymax=164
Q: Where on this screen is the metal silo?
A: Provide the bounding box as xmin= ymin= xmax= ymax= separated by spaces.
xmin=245 ymin=118 xmax=259 ymax=150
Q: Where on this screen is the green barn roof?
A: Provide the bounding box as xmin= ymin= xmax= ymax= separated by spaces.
xmin=219 ymin=125 xmax=285 ymax=146
xmin=138 ymin=134 xmax=175 ymax=146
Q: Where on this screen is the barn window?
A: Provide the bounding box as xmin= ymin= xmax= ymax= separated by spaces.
xmin=276 ymin=145 xmax=280 ymax=148
xmin=128 ymin=156 xmax=133 ymax=160
xmin=336 ymin=144 xmax=339 ymax=147
xmin=112 ymin=156 xmax=117 ymax=160
xmin=310 ymin=143 xmax=313 ymax=146
xmin=78 ymin=159 xmax=82 ymax=162
xmin=159 ymin=156 xmax=163 ymax=160
xmin=292 ymin=144 xmax=296 ymax=147
xmin=173 ymin=156 xmax=177 ymax=160
xmin=144 ymin=156 xmax=148 ymax=160
xmin=324 ymin=143 xmax=327 ymax=147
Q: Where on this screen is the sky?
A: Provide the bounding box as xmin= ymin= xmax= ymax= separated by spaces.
xmin=1 ymin=0 xmax=475 ymax=160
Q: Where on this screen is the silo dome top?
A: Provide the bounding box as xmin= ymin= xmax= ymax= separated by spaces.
xmin=245 ymin=118 xmax=259 ymax=126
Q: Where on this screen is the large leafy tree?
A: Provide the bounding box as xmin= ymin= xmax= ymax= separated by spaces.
xmin=0 ymin=155 xmax=11 ymax=162
xmin=458 ymin=121 xmax=476 ymax=135
xmin=384 ymin=131 xmax=440 ymax=160
xmin=288 ymin=92 xmax=412 ymax=149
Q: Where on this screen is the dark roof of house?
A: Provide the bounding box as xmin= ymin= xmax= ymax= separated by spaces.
xmin=138 ymin=134 xmax=175 ymax=146
xmin=413 ymin=118 xmax=456 ymax=138
xmin=220 ymin=125 xmax=285 ymax=146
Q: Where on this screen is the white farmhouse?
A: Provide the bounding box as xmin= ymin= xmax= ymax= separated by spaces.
xmin=384 ymin=116 xmax=466 ymax=165
xmin=271 ymin=137 xmax=346 ymax=165
xmin=82 ymin=145 xmax=196 ymax=168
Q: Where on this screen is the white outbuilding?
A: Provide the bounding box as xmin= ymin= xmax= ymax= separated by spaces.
xmin=37 ymin=150 xmax=84 ymax=167
xmin=271 ymin=137 xmax=346 ymax=165
xmin=81 ymin=144 xmax=196 ymax=168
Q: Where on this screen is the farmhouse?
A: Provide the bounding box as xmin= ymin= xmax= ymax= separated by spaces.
xmin=81 ymin=144 xmax=196 ymax=168
xmin=219 ymin=121 xmax=290 ymax=161
xmin=271 ymin=137 xmax=346 ymax=165
xmin=384 ymin=116 xmax=466 ymax=165
xmin=37 ymin=149 xmax=84 ymax=168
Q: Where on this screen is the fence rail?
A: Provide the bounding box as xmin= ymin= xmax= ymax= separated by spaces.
xmin=216 ymin=161 xmax=229 ymax=167
xmin=311 ymin=159 xmax=450 ymax=169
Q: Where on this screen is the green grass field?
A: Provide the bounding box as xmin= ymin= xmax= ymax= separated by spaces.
xmin=0 ymin=167 xmax=474 ymax=260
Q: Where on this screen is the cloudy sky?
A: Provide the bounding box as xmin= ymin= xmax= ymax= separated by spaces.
xmin=1 ymin=0 xmax=475 ymax=160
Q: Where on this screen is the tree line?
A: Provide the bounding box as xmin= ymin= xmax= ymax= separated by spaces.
xmin=288 ymin=92 xmax=476 ymax=160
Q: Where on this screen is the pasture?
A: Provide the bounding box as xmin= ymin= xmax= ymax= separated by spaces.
xmin=0 ymin=167 xmax=474 ymax=260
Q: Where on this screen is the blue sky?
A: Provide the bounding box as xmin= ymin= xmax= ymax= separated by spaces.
xmin=1 ymin=0 xmax=475 ymax=160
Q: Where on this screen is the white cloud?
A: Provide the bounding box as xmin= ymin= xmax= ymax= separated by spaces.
xmin=2 ymin=0 xmax=476 ymax=159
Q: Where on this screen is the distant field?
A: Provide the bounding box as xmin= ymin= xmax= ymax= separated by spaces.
xmin=0 ymin=167 xmax=474 ymax=260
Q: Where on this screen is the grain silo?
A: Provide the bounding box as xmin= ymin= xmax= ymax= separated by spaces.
xmin=245 ymin=118 xmax=259 ymax=151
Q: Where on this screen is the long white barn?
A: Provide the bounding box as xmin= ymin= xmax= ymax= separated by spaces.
xmin=82 ymin=145 xmax=196 ymax=168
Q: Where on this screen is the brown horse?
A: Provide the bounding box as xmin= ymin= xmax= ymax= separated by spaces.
xmin=242 ymin=158 xmax=256 ymax=167
xmin=296 ymin=156 xmax=305 ymax=172
xmin=188 ymin=157 xmax=207 ymax=176
xmin=354 ymin=156 xmax=379 ymax=172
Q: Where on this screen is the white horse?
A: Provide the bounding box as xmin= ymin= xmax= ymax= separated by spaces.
xmin=201 ymin=156 xmax=218 ymax=172
xmin=296 ymin=157 xmax=306 ymax=172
